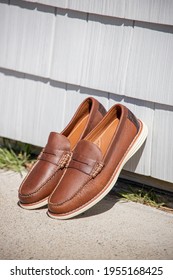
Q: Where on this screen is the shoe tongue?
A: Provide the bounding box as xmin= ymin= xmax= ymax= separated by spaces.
xmin=74 ymin=140 xmax=103 ymax=161
xmin=46 ymin=132 xmax=70 ymax=151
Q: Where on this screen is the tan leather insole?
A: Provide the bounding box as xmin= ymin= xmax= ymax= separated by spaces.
xmin=93 ymin=118 xmax=119 ymax=156
xmin=68 ymin=114 xmax=89 ymax=149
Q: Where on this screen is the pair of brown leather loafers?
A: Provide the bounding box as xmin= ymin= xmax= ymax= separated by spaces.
xmin=18 ymin=97 xmax=148 ymax=219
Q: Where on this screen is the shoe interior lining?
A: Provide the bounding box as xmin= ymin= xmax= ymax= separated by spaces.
xmin=93 ymin=119 xmax=119 ymax=156
xmin=86 ymin=110 xmax=120 ymax=156
xmin=67 ymin=114 xmax=89 ymax=149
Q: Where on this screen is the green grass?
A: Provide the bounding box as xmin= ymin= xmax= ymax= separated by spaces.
xmin=0 ymin=147 xmax=34 ymax=174
xmin=0 ymin=137 xmax=39 ymax=174
xmin=111 ymin=180 xmax=173 ymax=212
xmin=117 ymin=185 xmax=164 ymax=208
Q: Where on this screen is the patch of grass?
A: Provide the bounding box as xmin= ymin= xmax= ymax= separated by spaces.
xmin=0 ymin=147 xmax=35 ymax=174
xmin=118 ymin=186 xmax=164 ymax=208
xmin=111 ymin=179 xmax=173 ymax=213
xmin=0 ymin=137 xmax=39 ymax=174
xmin=0 ymin=147 xmax=25 ymax=172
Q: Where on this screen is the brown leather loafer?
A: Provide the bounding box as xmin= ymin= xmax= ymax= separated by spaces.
xmin=48 ymin=104 xmax=148 ymax=219
xmin=18 ymin=97 xmax=107 ymax=209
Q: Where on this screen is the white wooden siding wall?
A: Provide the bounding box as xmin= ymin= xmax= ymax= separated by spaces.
xmin=0 ymin=0 xmax=173 ymax=185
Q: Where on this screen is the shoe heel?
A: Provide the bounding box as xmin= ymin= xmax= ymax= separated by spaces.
xmin=124 ymin=120 xmax=148 ymax=165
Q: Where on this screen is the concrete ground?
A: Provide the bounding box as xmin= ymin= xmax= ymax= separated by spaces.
xmin=0 ymin=170 xmax=173 ymax=260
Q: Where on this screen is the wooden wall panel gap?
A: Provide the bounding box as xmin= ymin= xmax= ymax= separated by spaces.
xmin=21 ymin=0 xmax=173 ymax=26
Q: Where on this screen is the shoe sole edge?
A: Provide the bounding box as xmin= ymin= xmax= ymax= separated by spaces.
xmin=19 ymin=196 xmax=48 ymax=210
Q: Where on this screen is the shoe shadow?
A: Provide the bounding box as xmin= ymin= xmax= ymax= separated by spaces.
xmin=123 ymin=141 xmax=146 ymax=172
xmin=75 ymin=193 xmax=120 ymax=219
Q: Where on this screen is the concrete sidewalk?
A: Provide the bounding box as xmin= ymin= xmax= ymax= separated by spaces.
xmin=0 ymin=170 xmax=173 ymax=260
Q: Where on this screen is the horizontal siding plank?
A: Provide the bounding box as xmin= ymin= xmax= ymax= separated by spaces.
xmin=0 ymin=70 xmax=67 ymax=146
xmin=67 ymin=0 xmax=125 ymax=20
xmin=0 ymin=71 xmax=25 ymax=141
xmin=80 ymin=15 xmax=133 ymax=94
xmin=151 ymin=104 xmax=173 ymax=183
xmin=125 ymin=21 xmax=173 ymax=106
xmin=0 ymin=0 xmax=55 ymax=77
xmin=121 ymin=170 xmax=173 ymax=193
xmin=125 ymin=0 xmax=173 ymax=26
xmin=22 ymin=0 xmax=68 ymax=8
xmin=22 ymin=0 xmax=173 ymax=26
xmin=50 ymin=9 xmax=87 ymax=85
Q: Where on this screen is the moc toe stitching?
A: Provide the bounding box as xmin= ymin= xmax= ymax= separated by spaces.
xmin=19 ymin=167 xmax=63 ymax=198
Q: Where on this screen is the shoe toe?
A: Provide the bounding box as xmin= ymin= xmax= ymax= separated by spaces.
xmin=18 ymin=162 xmax=64 ymax=207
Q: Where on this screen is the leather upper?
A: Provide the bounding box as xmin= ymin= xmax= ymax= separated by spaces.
xmin=18 ymin=97 xmax=107 ymax=205
xmin=19 ymin=132 xmax=71 ymax=204
xmin=48 ymin=104 xmax=141 ymax=215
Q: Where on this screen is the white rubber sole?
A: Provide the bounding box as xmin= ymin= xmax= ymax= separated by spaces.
xmin=19 ymin=196 xmax=49 ymax=210
xmin=48 ymin=121 xmax=148 ymax=220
